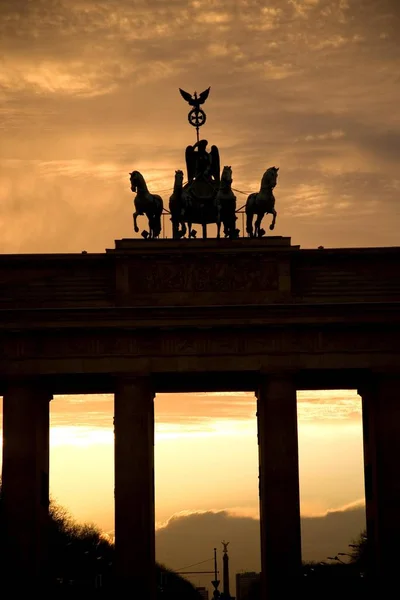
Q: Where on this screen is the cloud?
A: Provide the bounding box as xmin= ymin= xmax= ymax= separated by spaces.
xmin=0 ymin=390 xmax=358 ymax=435
xmin=301 ymin=500 xmax=366 ymax=560
xmin=38 ymin=390 xmax=361 ymax=431
xmin=155 ymin=502 xmax=366 ymax=595
xmin=1 ymin=0 xmax=399 ymax=252
xmin=297 ymin=389 xmax=361 ymax=421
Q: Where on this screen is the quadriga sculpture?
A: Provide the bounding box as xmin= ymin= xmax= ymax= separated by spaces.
xmin=245 ymin=166 xmax=279 ymax=238
xmin=129 ymin=170 xmax=163 ymax=239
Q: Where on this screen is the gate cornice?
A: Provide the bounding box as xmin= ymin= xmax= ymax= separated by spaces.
xmin=0 ymin=301 xmax=399 ymax=330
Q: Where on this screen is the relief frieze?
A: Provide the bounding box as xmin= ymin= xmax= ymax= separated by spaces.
xmin=129 ymin=257 xmax=279 ymax=294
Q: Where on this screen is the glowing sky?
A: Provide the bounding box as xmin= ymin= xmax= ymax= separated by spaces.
xmin=1 ymin=0 xmax=398 ymax=569
xmin=1 ymin=0 xmax=399 ymax=251
xmin=0 ymin=390 xmax=365 ymax=538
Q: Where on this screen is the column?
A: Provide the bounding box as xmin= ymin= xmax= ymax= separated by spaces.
xmin=1 ymin=382 xmax=52 ymax=589
xmin=114 ymin=377 xmax=155 ymax=596
xmin=257 ymin=376 xmax=302 ymax=597
xmin=359 ymin=375 xmax=400 ymax=578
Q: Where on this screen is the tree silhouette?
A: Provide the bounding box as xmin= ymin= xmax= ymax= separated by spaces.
xmin=0 ymin=486 xmax=201 ymax=597
xmin=47 ymin=501 xmax=114 ymax=589
xmin=347 ymin=529 xmax=368 ymax=572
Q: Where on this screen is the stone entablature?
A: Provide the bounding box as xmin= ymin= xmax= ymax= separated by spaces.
xmin=1 ymin=238 xmax=399 ymax=309
xmin=0 ymin=238 xmax=399 ymax=392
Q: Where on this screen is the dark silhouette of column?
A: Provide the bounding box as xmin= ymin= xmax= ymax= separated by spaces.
xmin=1 ymin=382 xmax=52 ymax=590
xmin=257 ymin=376 xmax=302 ymax=598
xmin=359 ymin=374 xmax=400 ymax=578
xmin=222 ymin=541 xmax=231 ymax=599
xmin=114 ymin=377 xmax=155 ymax=596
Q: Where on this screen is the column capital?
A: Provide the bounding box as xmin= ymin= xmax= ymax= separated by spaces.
xmin=258 ymin=368 xmax=299 ymax=378
xmin=358 ymin=371 xmax=400 ymax=398
xmin=4 ymin=378 xmax=53 ymax=402
xmin=114 ymin=375 xmax=155 ymax=399
xmin=256 ymin=371 xmax=297 ymax=400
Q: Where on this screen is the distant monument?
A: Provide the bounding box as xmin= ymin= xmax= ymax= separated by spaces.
xmin=128 ymin=86 xmax=279 ymax=240
xmin=221 ymin=541 xmax=232 ymax=600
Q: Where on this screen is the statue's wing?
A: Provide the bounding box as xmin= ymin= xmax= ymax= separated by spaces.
xmin=210 ymin=145 xmax=220 ymax=183
xmin=185 ymin=145 xmax=195 ymax=181
xmin=179 ymin=88 xmax=194 ymax=105
xmin=198 ymin=87 xmax=210 ymax=104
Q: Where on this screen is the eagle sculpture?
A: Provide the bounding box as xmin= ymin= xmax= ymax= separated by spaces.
xmin=179 ymin=87 xmax=210 ymax=109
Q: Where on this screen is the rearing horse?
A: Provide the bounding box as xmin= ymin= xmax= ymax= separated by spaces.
xmin=129 ymin=170 xmax=163 ymax=239
xmin=245 ymin=166 xmax=279 ymax=238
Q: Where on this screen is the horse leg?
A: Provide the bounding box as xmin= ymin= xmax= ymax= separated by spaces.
xmin=270 ymin=209 xmax=277 ymax=231
xmin=246 ymin=212 xmax=254 ymax=238
xmin=230 ymin=214 xmax=237 ymax=239
xmin=216 ymin=211 xmax=222 ymax=239
xmin=154 ymin=215 xmax=162 ymax=238
xmin=148 ymin=214 xmax=159 ymax=239
xmin=223 ymin=213 xmax=232 ymax=238
xmin=255 ymin=214 xmax=263 ymax=238
xmin=223 ymin=220 xmax=229 ymax=238
xmin=133 ymin=211 xmax=140 ymax=233
xmin=217 ymin=208 xmax=221 ymax=239
xmin=171 ymin=216 xmax=179 ymax=239
xmin=215 ymin=201 xmax=221 ymax=239
xmin=147 ymin=217 xmax=153 ymax=239
xmin=180 ymin=220 xmax=187 ymax=238
xmin=219 ymin=208 xmax=227 ymax=237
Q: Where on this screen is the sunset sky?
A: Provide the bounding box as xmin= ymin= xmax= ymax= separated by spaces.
xmin=0 ymin=391 xmax=364 ymax=541
xmin=1 ymin=0 xmax=399 ymax=589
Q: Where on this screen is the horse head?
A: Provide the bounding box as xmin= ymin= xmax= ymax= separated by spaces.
xmin=129 ymin=170 xmax=142 ymax=193
xmin=262 ymin=166 xmax=279 ymax=189
xmin=175 ymin=169 xmax=184 ymax=186
xmin=221 ymin=165 xmax=232 ymax=186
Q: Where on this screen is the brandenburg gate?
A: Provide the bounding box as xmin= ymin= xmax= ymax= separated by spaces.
xmin=1 ymin=237 xmax=399 ymax=596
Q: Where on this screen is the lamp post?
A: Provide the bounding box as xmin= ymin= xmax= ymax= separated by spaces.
xmin=211 ymin=547 xmax=221 ymax=599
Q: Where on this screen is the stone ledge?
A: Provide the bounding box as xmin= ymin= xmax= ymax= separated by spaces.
xmin=108 ymin=236 xmax=298 ymax=253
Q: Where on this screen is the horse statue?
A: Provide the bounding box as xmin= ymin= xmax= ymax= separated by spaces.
xmin=129 ymin=170 xmax=163 ymax=239
xmin=215 ymin=166 xmax=239 ymax=239
xmin=169 ymin=169 xmax=187 ymax=239
xmin=245 ymin=166 xmax=279 ymax=238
